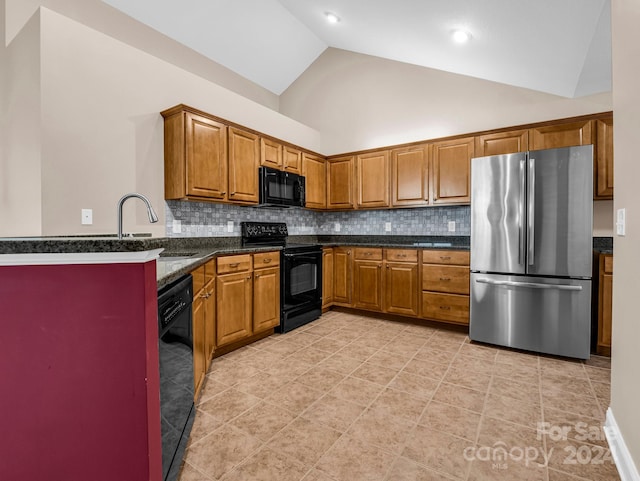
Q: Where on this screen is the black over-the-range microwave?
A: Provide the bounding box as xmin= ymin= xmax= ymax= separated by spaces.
xmin=258 ymin=166 xmax=306 ymax=208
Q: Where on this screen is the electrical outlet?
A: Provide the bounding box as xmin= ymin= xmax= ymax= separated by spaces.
xmin=172 ymin=219 xmax=181 ymax=234
xmin=448 ymin=221 xmax=456 ymax=232
xmin=334 ymin=223 xmax=341 ymax=232
xmin=616 ymin=208 xmax=626 ymax=236
xmin=227 ymin=221 xmax=234 ymax=233
xmin=385 ymin=222 xmax=392 ymax=232
xmin=81 ymin=209 xmax=93 ymax=225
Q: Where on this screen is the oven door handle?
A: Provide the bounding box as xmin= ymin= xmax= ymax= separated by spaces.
xmin=283 ymin=253 xmax=320 ymax=262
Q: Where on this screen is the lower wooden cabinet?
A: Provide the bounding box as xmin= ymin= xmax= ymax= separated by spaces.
xmin=215 ymin=252 xmax=280 ymax=348
xmin=192 ymin=293 xmax=206 ymax=397
xmin=384 ymin=261 xmax=419 ymax=316
xmin=192 ymin=259 xmax=215 ymax=398
xmin=322 ymin=248 xmax=334 ymax=308
xmin=253 ymin=266 xmax=280 ymax=333
xmin=333 ymin=247 xmax=353 ymax=306
xmin=216 ymin=270 xmax=253 ymax=347
xmin=353 ymin=259 xmax=383 ymax=311
xmin=596 ymin=253 xmax=613 ymax=356
xmin=420 ymin=250 xmax=470 ymax=325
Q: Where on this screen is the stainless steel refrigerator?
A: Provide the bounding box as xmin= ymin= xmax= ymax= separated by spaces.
xmin=470 ymin=145 xmax=593 ymax=359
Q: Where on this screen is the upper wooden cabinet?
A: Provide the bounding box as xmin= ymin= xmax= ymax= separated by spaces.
xmin=283 ymin=145 xmax=302 ymax=174
xmin=228 ymin=127 xmax=259 ymax=204
xmin=356 ymin=150 xmax=390 ymax=208
xmin=475 ymin=129 xmax=529 ymax=157
xmin=530 ymin=120 xmax=594 ymax=150
xmin=391 ymin=144 xmax=429 ymax=207
xmin=260 ymin=138 xmax=282 ymax=170
xmin=303 ymin=153 xmax=327 ymax=209
xmin=164 ymin=110 xmax=228 ymax=201
xmin=327 ymin=156 xmax=355 ymax=209
xmin=431 ymin=137 xmax=474 ymax=204
xmin=595 ymin=117 xmax=614 ymax=199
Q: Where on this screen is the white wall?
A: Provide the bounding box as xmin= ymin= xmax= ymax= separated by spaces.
xmin=0 ymin=2 xmax=42 ymax=236
xmin=280 ymin=48 xmax=613 ymax=155
xmin=610 ymin=0 xmax=640 ymax=472
xmin=2 ymin=6 xmax=322 ymax=236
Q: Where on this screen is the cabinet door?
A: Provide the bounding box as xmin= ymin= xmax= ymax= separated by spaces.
xmin=475 ymin=129 xmax=529 ymax=157
xmin=228 ymin=127 xmax=259 ymax=203
xmin=184 ymin=112 xmax=228 ymax=200
xmin=431 ymin=137 xmax=473 ymax=204
xmin=530 ymin=120 xmax=594 ymax=150
xmin=204 ymin=279 xmax=215 ymax=369
xmin=283 ymin=146 xmax=302 ymax=174
xmin=260 ymin=138 xmax=282 ymax=169
xmin=327 ymin=156 xmax=355 ymax=209
xmin=216 ymin=271 xmax=253 ymax=347
xmin=192 ymin=296 xmax=206 ymax=397
xmin=353 ymin=260 xmax=383 ymax=311
xmin=391 ymin=145 xmax=429 ymax=207
xmin=253 ymin=266 xmax=281 ymax=333
xmin=598 ymin=255 xmax=613 ymax=355
xmin=322 ymin=248 xmax=334 ymax=308
xmin=333 ymin=247 xmax=352 ymax=305
xmin=303 ymin=153 xmax=327 ymax=209
xmin=595 ymin=118 xmax=614 ymax=199
xmin=384 ymin=262 xmax=418 ymax=316
xmin=356 ymin=150 xmax=390 ymax=208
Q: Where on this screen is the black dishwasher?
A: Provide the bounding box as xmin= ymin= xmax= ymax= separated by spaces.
xmin=157 ymin=274 xmax=195 ymax=481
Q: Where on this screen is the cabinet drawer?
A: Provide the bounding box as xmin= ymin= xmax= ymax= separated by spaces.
xmin=217 ymin=254 xmax=252 ymax=274
xmin=421 ymin=292 xmax=469 ymax=325
xmin=422 ymin=250 xmax=470 ymax=266
xmin=603 ymin=255 xmax=613 ymax=274
xmin=354 ymin=247 xmax=383 ymax=261
xmin=254 ymin=251 xmax=280 ymax=269
xmin=422 ymin=265 xmax=469 ymax=294
xmin=385 ymin=249 xmax=418 ymax=262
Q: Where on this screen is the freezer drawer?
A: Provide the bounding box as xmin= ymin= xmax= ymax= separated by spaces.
xmin=470 ymin=273 xmax=591 ymax=359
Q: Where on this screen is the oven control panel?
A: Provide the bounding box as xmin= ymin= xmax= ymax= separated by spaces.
xmin=241 ymin=222 xmax=288 ymax=238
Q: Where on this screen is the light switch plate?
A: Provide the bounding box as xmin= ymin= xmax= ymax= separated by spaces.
xmin=448 ymin=221 xmax=456 ymax=232
xmin=616 ymin=208 xmax=626 ymax=236
xmin=227 ymin=221 xmax=234 ymax=233
xmin=334 ymin=223 xmax=341 ymax=232
xmin=81 ymin=209 xmax=93 ymax=225
xmin=385 ymin=222 xmax=392 ymax=232
xmin=172 ymin=219 xmax=181 ymax=234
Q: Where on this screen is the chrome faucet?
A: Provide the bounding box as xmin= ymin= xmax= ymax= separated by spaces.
xmin=117 ymin=193 xmax=159 ymax=239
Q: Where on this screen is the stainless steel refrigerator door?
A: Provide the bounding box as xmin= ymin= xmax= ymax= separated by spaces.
xmin=470 ymin=273 xmax=591 ymax=359
xmin=470 ymin=152 xmax=527 ymax=274
xmin=526 ymin=146 xmax=593 ymax=278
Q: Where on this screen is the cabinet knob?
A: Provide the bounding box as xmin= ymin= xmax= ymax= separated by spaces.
xmin=255 ymin=274 xmax=260 ymax=279
xmin=231 ymin=192 xmax=236 ymax=196
xmin=440 ymin=256 xmax=451 ymax=260
xmin=440 ymin=277 xmax=451 ymax=281
xmin=347 ymin=251 xmax=351 ymax=255
xmin=221 ymin=191 xmax=226 ymax=195
xmin=439 ymin=306 xmax=451 ymax=310
xmin=229 ymin=263 xmax=239 ymax=268
xmin=246 ymin=275 xmax=252 ymax=280
xmin=386 ymin=265 xmax=390 ymax=269
xmin=263 ymin=258 xmax=272 ymax=263
xmin=378 ymin=264 xmax=382 ymax=268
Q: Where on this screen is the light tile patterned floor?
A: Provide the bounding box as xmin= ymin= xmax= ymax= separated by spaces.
xmin=178 ymin=311 xmax=619 ymax=481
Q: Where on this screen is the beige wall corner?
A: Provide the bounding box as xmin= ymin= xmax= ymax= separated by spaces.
xmin=611 ymin=0 xmax=640 ymax=473
xmin=0 ymin=3 xmax=42 ymax=237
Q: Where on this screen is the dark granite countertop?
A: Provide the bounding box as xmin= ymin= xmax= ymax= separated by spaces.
xmin=593 ymin=237 xmax=613 ymax=254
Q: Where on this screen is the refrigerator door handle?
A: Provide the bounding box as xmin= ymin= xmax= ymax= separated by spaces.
xmin=475 ymin=278 xmax=583 ymax=291
xmin=519 ymin=159 xmax=526 ymax=265
xmin=527 ymin=158 xmax=535 ymax=266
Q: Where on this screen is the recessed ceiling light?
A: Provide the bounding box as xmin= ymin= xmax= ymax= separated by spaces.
xmin=325 ymin=12 xmax=340 ymax=24
xmin=451 ymin=29 xmax=472 ymax=44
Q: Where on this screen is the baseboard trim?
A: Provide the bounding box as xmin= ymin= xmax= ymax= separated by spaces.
xmin=605 ymin=408 xmax=640 ymax=481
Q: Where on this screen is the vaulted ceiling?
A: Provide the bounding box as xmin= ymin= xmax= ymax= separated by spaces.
xmin=101 ymin=0 xmax=611 ymax=98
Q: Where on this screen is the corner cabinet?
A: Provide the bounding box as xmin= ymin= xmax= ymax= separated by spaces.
xmin=163 ymin=109 xmax=228 ymax=201
xmin=431 ymin=137 xmax=474 ymax=204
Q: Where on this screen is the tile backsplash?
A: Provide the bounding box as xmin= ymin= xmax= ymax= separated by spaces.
xmin=165 ymin=201 xmax=470 ymax=237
